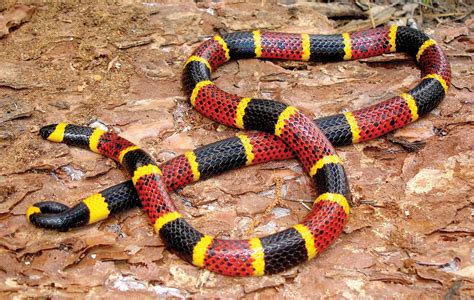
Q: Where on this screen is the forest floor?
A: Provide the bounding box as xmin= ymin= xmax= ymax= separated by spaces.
xmin=0 ymin=1 xmax=472 ymax=298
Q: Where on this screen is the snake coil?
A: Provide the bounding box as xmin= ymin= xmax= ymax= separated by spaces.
xmin=28 ymin=26 xmax=450 ymax=276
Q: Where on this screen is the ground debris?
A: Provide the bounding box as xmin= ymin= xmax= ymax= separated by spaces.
xmin=0 ymin=62 xmax=44 ymax=89
xmin=0 ymin=4 xmax=34 ymax=38
xmin=0 ymin=96 xmax=32 ymax=122
xmin=283 ymin=2 xmax=366 ymax=19
xmin=0 ymin=0 xmax=472 ymax=298
xmin=115 ymin=36 xmax=154 ymax=50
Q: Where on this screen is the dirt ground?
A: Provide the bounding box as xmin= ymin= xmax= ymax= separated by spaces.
xmin=0 ymin=1 xmax=473 ymax=298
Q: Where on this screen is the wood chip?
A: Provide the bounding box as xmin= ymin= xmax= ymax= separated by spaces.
xmin=115 ymin=37 xmax=154 ymax=49
xmin=0 ymin=4 xmax=34 ymax=38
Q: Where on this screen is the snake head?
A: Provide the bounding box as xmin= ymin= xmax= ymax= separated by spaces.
xmin=39 ymin=124 xmax=58 ymax=140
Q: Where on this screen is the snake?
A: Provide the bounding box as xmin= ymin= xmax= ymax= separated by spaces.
xmin=27 ymin=26 xmax=450 ymax=276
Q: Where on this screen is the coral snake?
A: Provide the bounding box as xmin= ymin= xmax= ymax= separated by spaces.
xmin=28 ymin=26 xmax=450 ymax=276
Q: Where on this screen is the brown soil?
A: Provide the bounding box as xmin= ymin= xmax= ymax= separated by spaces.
xmin=0 ymin=1 xmax=472 ymax=298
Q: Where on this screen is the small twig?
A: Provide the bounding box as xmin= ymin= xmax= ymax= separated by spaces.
xmin=423 ymin=12 xmax=470 ymax=17
xmin=264 ymin=176 xmax=290 ymax=214
xmin=114 ymin=37 xmax=153 ymax=50
xmin=446 ymin=53 xmax=473 ymax=59
xmin=300 ymin=202 xmax=311 ymax=211
xmin=191 ymin=121 xmax=215 ymax=130
xmin=107 ymin=56 xmax=119 ymax=71
xmin=367 ymin=1 xmax=376 ymax=29
xmin=434 ymin=17 xmax=445 ymax=25
xmin=281 ymin=198 xmax=313 ymax=203
xmin=418 ymin=0 xmax=439 ymax=11
xmin=282 ymin=2 xmax=367 ymax=18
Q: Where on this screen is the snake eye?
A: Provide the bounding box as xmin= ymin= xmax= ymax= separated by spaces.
xmin=39 ymin=124 xmax=58 ymax=139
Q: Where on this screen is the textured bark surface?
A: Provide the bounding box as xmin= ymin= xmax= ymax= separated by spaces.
xmin=0 ymin=1 xmax=472 ymax=298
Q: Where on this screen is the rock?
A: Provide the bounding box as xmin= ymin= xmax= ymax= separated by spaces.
xmin=0 ymin=4 xmax=34 ymax=38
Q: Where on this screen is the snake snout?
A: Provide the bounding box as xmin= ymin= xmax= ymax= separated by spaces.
xmin=39 ymin=124 xmax=57 ymax=139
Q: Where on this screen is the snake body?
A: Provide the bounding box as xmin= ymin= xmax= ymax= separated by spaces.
xmin=28 ymin=26 xmax=450 ymax=276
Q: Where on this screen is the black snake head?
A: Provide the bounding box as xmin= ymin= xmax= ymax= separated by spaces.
xmin=39 ymin=124 xmax=58 ymax=140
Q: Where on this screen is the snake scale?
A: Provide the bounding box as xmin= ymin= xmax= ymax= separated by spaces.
xmin=27 ymin=26 xmax=451 ymax=276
